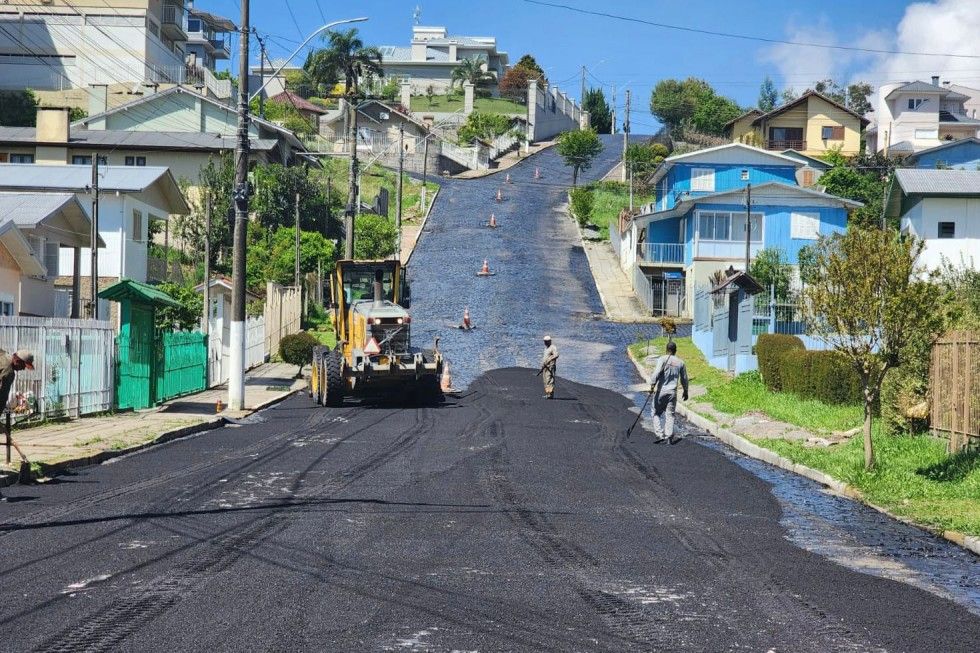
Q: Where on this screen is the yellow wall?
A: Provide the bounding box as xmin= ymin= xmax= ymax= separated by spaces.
xmin=804 ymin=96 xmax=861 ymax=156
xmin=730 ymin=116 xmax=761 ymax=144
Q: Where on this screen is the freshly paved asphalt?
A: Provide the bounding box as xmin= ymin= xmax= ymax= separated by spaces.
xmin=1 ymin=137 xmax=978 ymax=651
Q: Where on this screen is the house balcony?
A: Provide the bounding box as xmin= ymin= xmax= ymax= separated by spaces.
xmin=209 ymin=38 xmax=230 ymax=59
xmin=694 ymin=240 xmax=764 ymax=260
xmin=162 ymin=4 xmax=188 ymax=41
xmin=637 ymin=243 xmax=686 ymax=266
xmin=765 ymin=139 xmax=806 ymax=151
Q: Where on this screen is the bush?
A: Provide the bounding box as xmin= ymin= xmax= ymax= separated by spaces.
xmin=756 ymin=334 xmax=804 ymax=391
xmin=779 ymin=349 xmax=863 ymax=406
xmin=569 ymin=187 xmax=594 ymax=227
xmin=880 ymin=362 xmax=930 ymax=436
xmin=279 ymin=331 xmax=320 ymax=376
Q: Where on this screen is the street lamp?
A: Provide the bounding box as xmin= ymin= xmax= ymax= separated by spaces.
xmin=248 ymin=17 xmax=369 ymax=102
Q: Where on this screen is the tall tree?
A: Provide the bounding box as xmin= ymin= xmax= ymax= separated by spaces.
xmin=846 ymin=82 xmax=874 ymax=115
xmin=758 ymin=76 xmax=778 ymax=112
xmin=514 ymin=54 xmax=547 ymax=85
xmin=582 ymin=88 xmax=612 ymax=134
xmin=780 ymin=88 xmax=799 ymax=105
xmin=304 ymin=28 xmax=383 ymax=98
xmin=556 ymin=128 xmax=603 ymax=186
xmin=649 ymin=77 xmax=741 ymax=136
xmin=802 ymin=229 xmax=948 ymax=470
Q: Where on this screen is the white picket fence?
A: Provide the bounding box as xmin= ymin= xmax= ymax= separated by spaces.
xmin=0 ymin=317 xmax=115 ymax=421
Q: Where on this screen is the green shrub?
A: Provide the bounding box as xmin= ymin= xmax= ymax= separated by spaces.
xmin=756 ymin=333 xmax=804 ymax=391
xmin=279 ymin=331 xmax=320 ymax=376
xmin=779 ymin=349 xmax=862 ymax=405
xmin=880 ymin=363 xmax=930 ymax=435
xmin=569 ymin=187 xmax=594 ymax=227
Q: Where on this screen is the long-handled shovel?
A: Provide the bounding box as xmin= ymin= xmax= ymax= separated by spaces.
xmin=626 ymin=390 xmax=655 ymax=439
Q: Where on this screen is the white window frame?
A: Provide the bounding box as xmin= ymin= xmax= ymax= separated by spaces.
xmin=914 ymin=128 xmax=938 ymax=140
xmin=0 ymin=292 xmax=14 ymax=316
xmin=907 ymin=98 xmax=925 ymax=110
xmin=690 ymin=167 xmax=715 ymax=192
xmin=697 ymin=210 xmax=763 ymax=243
xmin=791 ymin=211 xmax=821 ymax=240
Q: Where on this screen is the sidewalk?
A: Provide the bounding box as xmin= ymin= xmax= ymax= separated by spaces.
xmin=1 ymin=361 xmax=306 ymax=483
xmin=568 ymin=204 xmax=661 ymax=323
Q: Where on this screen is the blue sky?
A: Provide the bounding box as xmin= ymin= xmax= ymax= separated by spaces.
xmin=205 ymin=1 xmax=978 ymax=134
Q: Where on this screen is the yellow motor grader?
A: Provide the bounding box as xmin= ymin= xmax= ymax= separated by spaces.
xmin=311 ymin=259 xmax=443 ymax=406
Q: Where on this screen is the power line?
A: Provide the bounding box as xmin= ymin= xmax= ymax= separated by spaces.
xmin=522 ymin=0 xmax=980 ymax=59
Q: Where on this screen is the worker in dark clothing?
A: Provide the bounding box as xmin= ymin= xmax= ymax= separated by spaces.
xmin=649 ymin=341 xmax=689 ymax=443
xmin=539 ymin=336 xmax=559 ymax=399
xmin=0 ymin=349 xmax=33 ymax=501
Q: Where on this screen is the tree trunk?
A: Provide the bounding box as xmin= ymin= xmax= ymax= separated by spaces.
xmin=863 ymin=393 xmax=875 ymax=471
xmin=572 ymin=166 xmax=579 ymax=187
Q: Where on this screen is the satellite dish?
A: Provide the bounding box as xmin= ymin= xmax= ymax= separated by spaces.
xmin=379 ymin=111 xmax=390 ymax=120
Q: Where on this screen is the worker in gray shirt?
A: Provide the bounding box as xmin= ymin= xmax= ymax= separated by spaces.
xmin=649 ymin=340 xmax=689 ymax=443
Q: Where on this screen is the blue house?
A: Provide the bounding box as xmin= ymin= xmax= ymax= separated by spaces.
xmin=905 ymin=137 xmax=980 ymax=170
xmin=614 ymin=144 xmax=861 ymax=317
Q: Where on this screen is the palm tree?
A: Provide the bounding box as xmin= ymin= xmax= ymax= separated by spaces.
xmin=303 ymin=28 xmax=383 ymax=99
xmin=450 ymin=56 xmax=495 ymax=91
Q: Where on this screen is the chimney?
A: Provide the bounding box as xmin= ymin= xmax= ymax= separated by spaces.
xmin=88 ymin=84 xmax=108 ymax=116
xmin=932 ymin=75 xmax=940 ymax=86
xmin=36 ymin=107 xmax=71 ymax=143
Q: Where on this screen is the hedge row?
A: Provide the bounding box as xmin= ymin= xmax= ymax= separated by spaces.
xmin=756 ymin=334 xmax=804 ymax=391
xmin=757 ymin=333 xmax=862 ymax=405
xmin=779 ymin=349 xmax=863 ymax=405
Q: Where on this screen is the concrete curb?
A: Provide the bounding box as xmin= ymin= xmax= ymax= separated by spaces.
xmin=625 ymin=348 xmax=980 ymax=558
xmin=1 ymin=388 xmax=302 ymax=487
xmin=404 ymin=185 xmax=441 ymax=267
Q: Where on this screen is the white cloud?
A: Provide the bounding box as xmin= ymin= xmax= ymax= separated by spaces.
xmin=760 ymin=18 xmax=854 ymax=94
xmin=855 ymin=0 xmax=980 ymax=87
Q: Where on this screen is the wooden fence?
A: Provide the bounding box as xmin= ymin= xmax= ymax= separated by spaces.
xmin=931 ymin=331 xmax=979 ymax=451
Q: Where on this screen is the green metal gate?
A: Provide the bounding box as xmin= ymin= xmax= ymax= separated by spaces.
xmin=154 ymin=331 xmax=207 ymax=404
xmin=116 ymin=303 xmax=155 ymax=411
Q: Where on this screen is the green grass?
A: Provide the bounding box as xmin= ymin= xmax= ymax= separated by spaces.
xmin=320 ymin=158 xmax=438 ymax=222
xmin=410 ymin=95 xmax=526 ymax=115
xmin=310 ymin=328 xmax=337 ymax=348
xmin=587 ymin=183 xmax=654 ymax=241
xmin=630 ymin=337 xmax=728 ymax=390
xmin=756 ymin=435 xmax=980 ymax=536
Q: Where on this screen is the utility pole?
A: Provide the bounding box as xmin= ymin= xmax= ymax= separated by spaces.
xmin=229 ymin=0 xmax=250 ymax=411
xmin=621 ymin=89 xmax=630 ymax=182
xmin=90 ymin=153 xmax=99 ymax=319
xmin=254 ymin=29 xmax=267 ymax=119
xmin=325 ymin=175 xmax=332 ymax=236
xmin=580 ymin=65 xmax=586 ymax=107
xmin=294 ymin=191 xmax=301 ymax=287
xmin=629 ymin=163 xmax=634 ymax=211
xmin=395 ymin=123 xmax=404 ymax=262
xmin=202 ymin=197 xmax=211 ymax=336
xmin=344 ymin=99 xmax=358 ymax=260
xmin=745 ymin=183 xmax=752 ymax=273
xmin=611 ymin=84 xmax=616 ymax=135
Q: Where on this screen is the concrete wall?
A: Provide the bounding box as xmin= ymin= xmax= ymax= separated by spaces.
xmin=526 ymin=80 xmax=581 ymax=142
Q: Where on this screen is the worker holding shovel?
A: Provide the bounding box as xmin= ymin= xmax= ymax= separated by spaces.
xmin=649 ymin=341 xmax=689 ymax=444
xmin=0 ymin=349 xmax=34 ymax=500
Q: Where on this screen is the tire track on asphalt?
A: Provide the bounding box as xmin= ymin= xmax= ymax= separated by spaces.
xmin=32 ymin=404 xmax=435 ymax=653
xmin=579 ymin=398 xmax=884 ymax=652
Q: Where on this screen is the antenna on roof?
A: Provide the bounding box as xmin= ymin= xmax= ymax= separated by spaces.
xmin=413 ymin=4 xmax=422 ymax=25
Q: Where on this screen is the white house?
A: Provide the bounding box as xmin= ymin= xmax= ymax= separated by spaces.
xmin=868 ymin=77 xmax=980 ymax=155
xmin=0 ymin=163 xmax=189 ymax=319
xmin=886 ymin=168 xmax=980 ymax=271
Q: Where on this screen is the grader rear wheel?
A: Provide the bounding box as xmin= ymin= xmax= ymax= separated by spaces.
xmin=323 ymin=350 xmax=344 ymax=407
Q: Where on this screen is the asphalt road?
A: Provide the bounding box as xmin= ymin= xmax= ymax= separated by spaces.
xmin=1 ymin=137 xmax=979 ymax=651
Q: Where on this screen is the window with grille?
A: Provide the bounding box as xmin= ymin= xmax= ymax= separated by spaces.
xmin=10 ymin=154 xmax=34 ymax=164
xmin=791 ymin=212 xmax=821 ymax=240
xmin=938 ymin=221 xmax=956 ymax=238
xmin=132 ymin=209 xmax=144 ymax=242
xmin=125 ymin=156 xmax=147 ymax=166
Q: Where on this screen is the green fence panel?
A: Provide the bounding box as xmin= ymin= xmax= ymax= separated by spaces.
xmin=154 ymin=331 xmax=207 ymax=404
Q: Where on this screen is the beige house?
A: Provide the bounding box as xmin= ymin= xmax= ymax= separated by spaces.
xmin=726 ymin=90 xmax=868 ymax=157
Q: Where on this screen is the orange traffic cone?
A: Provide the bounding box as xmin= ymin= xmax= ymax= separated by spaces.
xmin=462 ymin=307 xmax=472 ymax=330
xmin=441 ymin=360 xmax=452 ymax=392
xmin=488 ymin=213 xmax=498 ymax=228
xmin=534 ymin=167 xmax=541 ymax=179
xmin=216 ymin=398 xmax=223 ymax=413
xmin=477 ymin=259 xmax=492 ymax=276
xmin=495 ymin=188 xmax=503 ymax=202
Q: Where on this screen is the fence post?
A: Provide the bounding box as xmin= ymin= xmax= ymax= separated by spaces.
xmin=5 ymin=411 xmax=10 ymax=465
xmin=769 ymin=284 xmax=776 ymax=335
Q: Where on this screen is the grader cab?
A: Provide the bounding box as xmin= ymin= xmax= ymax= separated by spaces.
xmin=311 ymin=259 xmax=443 ymax=406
